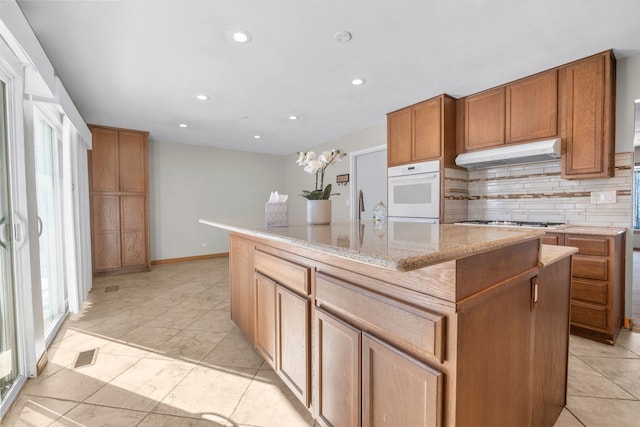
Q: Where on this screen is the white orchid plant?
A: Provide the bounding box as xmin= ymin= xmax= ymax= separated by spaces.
xmin=295 ymin=149 xmax=347 ymax=200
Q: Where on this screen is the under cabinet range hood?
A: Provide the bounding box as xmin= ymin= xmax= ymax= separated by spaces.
xmin=455 ymin=138 xmax=561 ymax=169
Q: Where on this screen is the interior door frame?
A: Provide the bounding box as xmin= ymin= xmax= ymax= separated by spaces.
xmin=349 ymin=144 xmax=387 ymax=221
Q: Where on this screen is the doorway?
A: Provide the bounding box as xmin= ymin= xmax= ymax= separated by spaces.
xmin=350 ymin=145 xmax=387 ymax=221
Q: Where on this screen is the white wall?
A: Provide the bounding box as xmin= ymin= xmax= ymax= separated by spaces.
xmin=149 ymin=141 xmax=285 ymax=260
xmin=283 ymin=122 xmax=387 ymax=221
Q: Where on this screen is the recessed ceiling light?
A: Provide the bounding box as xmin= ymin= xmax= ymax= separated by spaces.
xmin=351 ymin=78 xmax=366 ymax=86
xmin=254 ymin=135 xmax=261 ymax=139
xmin=232 ymin=31 xmax=252 ymax=43
xmin=179 ymin=123 xmax=188 ymax=128
xmin=289 ymin=115 xmax=298 ymax=120
xmin=196 ymin=94 xmax=209 ymax=101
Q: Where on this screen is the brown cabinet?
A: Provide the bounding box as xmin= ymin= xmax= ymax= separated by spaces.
xmin=254 ymin=249 xmax=311 ymax=407
xmin=559 ymin=51 xmax=616 ymax=179
xmin=565 ymin=233 xmax=624 ymax=344
xmin=387 ymin=95 xmax=456 ymax=167
xmin=88 ymin=125 xmax=150 ymax=274
xmin=230 ymin=234 xmax=256 ymax=342
xmin=506 ymin=70 xmax=558 ymax=144
xmin=464 ymin=87 xmax=506 ymax=151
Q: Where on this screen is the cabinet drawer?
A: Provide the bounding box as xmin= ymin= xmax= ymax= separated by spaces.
xmin=571 ymin=301 xmax=607 ymax=329
xmin=572 ymin=278 xmax=607 ymax=305
xmin=316 ymin=273 xmax=445 ymax=362
xmin=566 ymin=235 xmax=609 ymax=256
xmin=255 ymin=249 xmax=311 ymax=295
xmin=572 ymin=255 xmax=608 ymax=280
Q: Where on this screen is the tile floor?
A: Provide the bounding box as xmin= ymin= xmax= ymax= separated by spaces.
xmin=2 ymin=258 xmax=640 ymax=426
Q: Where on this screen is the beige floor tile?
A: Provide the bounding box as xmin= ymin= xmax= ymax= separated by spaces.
xmin=100 ymin=306 xmax=167 ymax=326
xmin=184 ymin=310 xmax=235 ymax=333
xmin=142 ymin=307 xmax=210 ymax=329
xmin=229 ymin=368 xmax=314 ymax=427
xmin=71 ymin=352 xmax=141 ymax=384
xmin=569 ymin=335 xmax=638 ymax=358
xmin=214 ymin=298 xmax=230 ymax=312
xmin=22 ymin=367 xmax=106 ymax=402
xmin=101 ymin=325 xmax=181 ymax=357
xmin=49 ymin=329 xmax=114 ymax=352
xmin=552 ymin=408 xmax=583 ymax=427
xmin=50 ymin=402 xmax=147 ymax=426
xmin=153 ymin=365 xmax=256 ymax=421
xmin=0 ymin=394 xmax=77 ymax=427
xmin=566 ymin=395 xmax=640 ymax=427
xmin=139 ymin=413 xmax=227 ymax=426
xmin=201 ymin=332 xmax=264 ymax=369
xmin=579 ymin=356 xmax=640 ymax=399
xmin=82 ymin=321 xmax=140 ymax=340
xmin=616 ymin=329 xmax=640 ymax=356
xmin=145 ymin=329 xmax=227 ymax=363
xmin=567 ymin=355 xmax=634 ymax=399
xmin=85 ymin=358 xmax=194 ymax=411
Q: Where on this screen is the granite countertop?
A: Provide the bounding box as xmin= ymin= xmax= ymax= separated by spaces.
xmin=557 ymin=225 xmax=627 ymax=236
xmin=539 ymin=244 xmax=579 ymax=267
xmin=200 ymin=218 xmax=547 ymax=272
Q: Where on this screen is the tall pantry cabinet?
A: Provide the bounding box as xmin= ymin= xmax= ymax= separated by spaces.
xmin=88 ymin=125 xmax=150 ymax=275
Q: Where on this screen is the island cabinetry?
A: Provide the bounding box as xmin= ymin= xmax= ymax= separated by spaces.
xmin=565 ymin=233 xmax=624 ymax=344
xmin=560 ymin=50 xmax=616 ymax=179
xmin=253 ymin=248 xmax=311 ymax=407
xmin=314 ymin=272 xmax=444 ymax=427
xmin=229 ymin=234 xmax=256 ymax=342
xmin=387 ymin=95 xmax=456 ymax=167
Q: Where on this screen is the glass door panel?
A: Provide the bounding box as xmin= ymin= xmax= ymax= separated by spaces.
xmin=34 ymin=114 xmax=66 ymax=336
xmin=0 ymin=80 xmax=18 ymax=403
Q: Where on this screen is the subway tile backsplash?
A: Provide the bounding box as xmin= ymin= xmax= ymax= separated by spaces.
xmin=444 ymin=152 xmax=633 ymax=228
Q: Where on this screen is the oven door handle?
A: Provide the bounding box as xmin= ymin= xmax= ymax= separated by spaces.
xmin=389 ymin=173 xmax=438 ymax=182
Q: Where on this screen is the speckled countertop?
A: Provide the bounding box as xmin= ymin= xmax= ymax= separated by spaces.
xmin=199 ymin=218 xmax=548 ymax=272
xmin=539 ymin=244 xmax=579 ymax=267
xmin=555 ymin=226 xmax=627 ymax=236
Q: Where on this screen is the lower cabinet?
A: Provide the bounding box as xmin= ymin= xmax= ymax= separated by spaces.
xmin=254 ymin=249 xmax=311 ymax=407
xmin=314 ymin=308 xmax=442 ymax=427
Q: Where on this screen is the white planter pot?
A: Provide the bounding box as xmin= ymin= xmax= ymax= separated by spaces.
xmin=306 ymin=199 xmax=331 ymax=225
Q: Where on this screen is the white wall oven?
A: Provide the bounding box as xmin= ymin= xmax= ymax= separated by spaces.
xmin=387 ymin=160 xmax=440 ymax=221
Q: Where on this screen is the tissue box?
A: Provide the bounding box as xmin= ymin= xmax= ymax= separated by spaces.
xmin=265 ymin=202 xmax=288 ymax=227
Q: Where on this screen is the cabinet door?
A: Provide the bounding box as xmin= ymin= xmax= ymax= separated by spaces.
xmin=276 ymin=285 xmax=310 ymax=407
xmin=387 ymin=108 xmax=413 ymax=166
xmin=464 ymin=86 xmax=505 ymax=150
xmin=229 ymin=235 xmax=255 ymax=342
xmin=120 ymin=195 xmax=146 ymax=267
xmin=362 ymin=333 xmax=442 ymax=427
xmin=119 ymin=131 xmax=147 ymax=192
xmin=314 ymin=309 xmax=361 ymax=427
xmin=506 ymin=70 xmax=558 ymax=143
xmin=90 ymin=127 xmax=119 ymax=192
xmin=255 ymin=273 xmax=277 ymax=368
xmin=92 ymin=195 xmax=121 ymax=271
xmin=560 ymin=52 xmax=615 ymax=178
xmin=413 ymin=98 xmax=442 ymax=161
xmin=533 ymin=260 xmax=571 ymax=427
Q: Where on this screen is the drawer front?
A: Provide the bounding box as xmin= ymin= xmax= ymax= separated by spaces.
xmin=572 ymin=278 xmax=607 ymax=305
xmin=541 ymin=233 xmax=564 ymax=246
xmin=255 ymin=249 xmax=311 ymax=295
xmin=572 ymin=255 xmax=608 ymax=280
xmin=571 ymin=301 xmax=607 ymax=329
xmin=316 ymin=273 xmax=445 ymax=362
xmin=566 ymin=235 xmax=609 ymax=256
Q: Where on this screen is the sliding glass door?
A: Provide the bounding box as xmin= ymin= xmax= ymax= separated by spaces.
xmin=34 ymin=112 xmax=67 ymax=337
xmin=0 ymin=81 xmax=18 ymax=406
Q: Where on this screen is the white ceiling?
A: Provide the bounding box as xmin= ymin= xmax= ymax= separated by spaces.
xmin=16 ymin=0 xmax=640 ymax=155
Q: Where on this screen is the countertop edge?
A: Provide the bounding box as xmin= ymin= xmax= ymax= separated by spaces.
xmin=200 ymin=219 xmax=546 ymax=272
xmin=539 ymin=244 xmax=579 ymax=267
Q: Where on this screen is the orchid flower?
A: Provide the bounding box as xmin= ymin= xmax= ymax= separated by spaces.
xmin=296 ymin=148 xmax=347 ymax=200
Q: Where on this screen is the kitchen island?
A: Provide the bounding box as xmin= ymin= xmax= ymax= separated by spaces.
xmin=200 ymin=218 xmax=577 ymax=427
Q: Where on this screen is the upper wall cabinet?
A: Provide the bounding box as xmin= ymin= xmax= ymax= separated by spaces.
xmin=463 ymin=69 xmax=559 ymax=151
xmin=464 ymin=87 xmax=505 ymax=150
xmin=559 ymin=51 xmax=616 ymax=179
xmin=90 ymin=127 xmax=147 ymax=193
xmin=505 ymin=69 xmax=558 ymax=144
xmin=387 ymin=94 xmax=456 ymax=167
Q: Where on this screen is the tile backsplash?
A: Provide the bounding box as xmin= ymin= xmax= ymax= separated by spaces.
xmin=444 ymin=152 xmax=633 ymax=228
